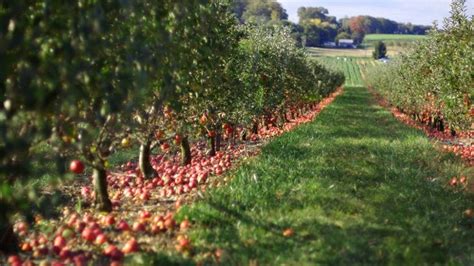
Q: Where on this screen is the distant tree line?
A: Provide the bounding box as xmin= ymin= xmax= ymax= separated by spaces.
xmin=231 ymin=0 xmax=431 ymax=47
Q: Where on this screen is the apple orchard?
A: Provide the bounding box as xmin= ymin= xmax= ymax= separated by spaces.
xmin=0 ymin=0 xmax=344 ymax=264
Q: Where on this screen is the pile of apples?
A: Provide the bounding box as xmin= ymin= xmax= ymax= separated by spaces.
xmin=11 ymin=209 xmax=193 ymax=265
xmin=5 ymin=89 xmax=344 ymax=265
xmin=442 ymin=145 xmax=474 ymax=166
xmin=256 ymin=88 xmax=343 ymax=141
xmin=377 ymin=99 xmax=474 ymax=166
xmin=448 ymin=176 xmax=468 ymax=187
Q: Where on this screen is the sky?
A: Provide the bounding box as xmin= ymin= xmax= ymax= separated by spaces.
xmin=277 ymin=0 xmax=474 ymax=25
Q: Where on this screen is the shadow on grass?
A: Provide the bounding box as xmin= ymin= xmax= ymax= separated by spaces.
xmin=176 ymin=86 xmax=474 ymax=265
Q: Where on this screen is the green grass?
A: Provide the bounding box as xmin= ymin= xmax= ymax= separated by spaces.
xmin=316 ymin=57 xmax=377 ymax=87
xmin=306 ymin=47 xmax=372 ymax=58
xmin=176 ymin=86 xmax=474 ymax=265
xmin=364 ymin=34 xmax=428 ymax=42
xmin=362 ymin=34 xmax=427 ymax=51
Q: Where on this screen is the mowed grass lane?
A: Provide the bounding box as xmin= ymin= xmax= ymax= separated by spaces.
xmin=175 ymin=86 xmax=474 ymax=265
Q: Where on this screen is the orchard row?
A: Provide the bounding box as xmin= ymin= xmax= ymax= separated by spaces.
xmin=0 ymin=0 xmax=344 ymax=254
xmin=367 ymin=0 xmax=473 ymax=135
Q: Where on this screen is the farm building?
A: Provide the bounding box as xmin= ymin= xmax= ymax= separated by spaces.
xmin=323 ymin=42 xmax=337 ymax=48
xmin=338 ymin=39 xmax=355 ymax=48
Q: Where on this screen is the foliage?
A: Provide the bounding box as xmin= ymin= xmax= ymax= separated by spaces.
xmin=230 ymin=25 xmax=343 ymax=124
xmin=231 ymin=0 xmax=288 ymax=24
xmin=297 ymin=7 xmax=331 ymax=23
xmin=0 ymin=0 xmax=343 ymax=253
xmin=373 ymin=41 xmax=387 ymax=59
xmin=367 ymin=0 xmax=473 ymax=132
xmin=340 ymin=16 xmax=430 ymax=36
xmin=296 ymin=7 xmax=338 ymax=47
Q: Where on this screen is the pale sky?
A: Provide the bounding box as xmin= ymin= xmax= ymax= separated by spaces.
xmin=277 ymin=0 xmax=474 ymax=25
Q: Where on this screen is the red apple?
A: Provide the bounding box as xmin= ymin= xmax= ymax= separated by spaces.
xmin=132 ymin=221 xmax=146 ymax=232
xmin=70 ymin=160 xmax=85 ymax=174
xmin=95 ymin=233 xmax=108 ymax=245
xmin=140 ymin=210 xmax=151 ymax=220
xmin=117 ymin=220 xmax=130 ymax=231
xmin=161 ymin=142 xmax=170 ymax=152
xmin=23 ymin=260 xmax=35 ymax=266
xmin=104 ymin=245 xmax=124 ymax=261
xmin=283 ymin=228 xmax=294 ymax=237
xmin=73 ymin=254 xmax=87 ymax=266
xmin=199 ymin=114 xmax=208 ymax=125
xmin=53 ymin=236 xmax=67 ymax=249
xmin=15 ymin=222 xmax=28 ymax=233
xmin=164 ymin=217 xmax=175 ymax=230
xmin=208 ymin=130 xmax=216 ymax=138
xmin=175 ymin=235 xmax=191 ymax=252
xmin=8 ymin=255 xmax=22 ymax=265
xmin=21 ymin=242 xmax=32 ymax=252
xmin=464 ymin=208 xmax=474 ymax=218
xmin=103 ymin=214 xmax=116 ymax=226
xmin=155 ymin=130 xmax=164 ymax=140
xmin=174 ymin=134 xmax=182 ymax=145
xmin=81 ymin=227 xmax=96 ymax=242
xmin=38 ymin=234 xmax=48 ymax=245
xmin=180 ymin=219 xmax=190 ymax=231
xmin=59 ymin=248 xmax=72 ymax=260
xmin=122 ymin=238 xmax=139 ymax=254
xmin=449 ymin=177 xmax=458 ymax=186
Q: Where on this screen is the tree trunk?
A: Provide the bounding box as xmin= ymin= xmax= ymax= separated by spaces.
xmin=252 ymin=120 xmax=259 ymax=135
xmin=450 ymin=129 xmax=457 ymax=137
xmin=180 ymin=136 xmax=192 ymax=166
xmin=262 ymin=116 xmax=268 ymax=130
xmin=280 ymin=111 xmax=288 ymax=126
xmin=437 ymin=119 xmax=444 ymax=132
xmin=215 ymin=132 xmax=221 ymax=152
xmin=208 ymin=136 xmax=216 ymax=157
xmin=241 ymin=129 xmax=247 ymax=141
xmin=93 ymin=167 xmax=112 ymax=212
xmin=231 ymin=128 xmax=236 ymax=146
xmin=0 ymin=211 xmax=18 ymax=254
xmin=139 ymin=141 xmax=155 ymax=179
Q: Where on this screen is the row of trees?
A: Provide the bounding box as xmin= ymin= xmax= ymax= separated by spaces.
xmin=228 ymin=1 xmax=430 ymax=47
xmin=339 ymin=15 xmax=430 ymax=44
xmin=231 ymin=0 xmax=288 ymax=24
xmin=0 ymin=0 xmax=344 ymax=253
xmin=306 ymin=13 xmax=431 ymax=46
xmin=297 ymin=7 xmax=339 ymax=47
xmin=367 ymin=0 xmax=473 ymax=134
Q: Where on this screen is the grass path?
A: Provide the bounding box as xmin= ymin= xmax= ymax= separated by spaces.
xmin=174 ymin=86 xmax=474 ymax=265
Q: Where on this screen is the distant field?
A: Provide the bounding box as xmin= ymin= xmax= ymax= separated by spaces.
xmin=315 ymin=57 xmax=379 ymax=87
xmin=306 ymin=47 xmax=372 ymax=57
xmin=362 ymin=34 xmax=427 ymax=51
xmin=307 ymin=34 xmax=424 ymax=58
xmin=364 ymin=34 xmax=428 ymax=42
xmin=307 ymin=46 xmax=406 ymax=58
xmin=307 ymin=34 xmax=420 ymax=85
